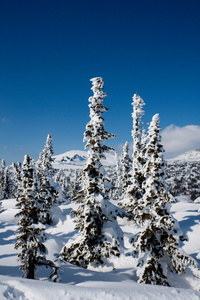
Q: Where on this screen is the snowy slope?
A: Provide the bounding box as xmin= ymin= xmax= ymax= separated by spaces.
xmin=0 ymin=274 xmax=200 ymax=300
xmin=1 ymin=198 xmax=200 ymax=299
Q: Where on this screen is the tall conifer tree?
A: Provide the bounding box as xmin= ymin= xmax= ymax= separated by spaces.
xmin=135 ymin=114 xmax=195 ymax=285
xmin=119 ymin=94 xmax=145 ymax=217
xmin=37 ymin=134 xmax=54 ymax=178
xmin=112 ymin=152 xmax=122 ymax=200
xmin=60 ymin=77 xmax=123 ymax=268
xmin=0 ymin=160 xmax=4 ymax=211
xmin=0 ymin=160 xmax=6 ymax=200
xmin=121 ymin=141 xmax=132 ymax=196
xmin=54 ymin=169 xmax=69 ymax=200
xmin=15 ymin=155 xmax=49 ymax=279
xmin=1 ymin=166 xmax=13 ymax=199
xmin=37 ymin=134 xmax=63 ymax=224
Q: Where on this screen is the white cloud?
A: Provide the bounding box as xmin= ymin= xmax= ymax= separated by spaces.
xmin=161 ymin=125 xmax=200 ymax=158
xmin=116 ymin=125 xmax=200 ymax=160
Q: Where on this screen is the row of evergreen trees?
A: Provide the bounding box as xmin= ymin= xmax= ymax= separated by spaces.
xmin=0 ymin=156 xmax=77 ymax=202
xmin=0 ymin=77 xmax=198 ymax=285
xmin=0 ymin=160 xmax=21 ymax=200
xmin=60 ymin=77 xmax=196 ymax=286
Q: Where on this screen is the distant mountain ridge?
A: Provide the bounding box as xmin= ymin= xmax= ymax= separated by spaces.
xmin=54 ymin=149 xmax=200 ymax=166
xmin=169 ymin=149 xmax=200 ymax=162
xmin=53 ymin=150 xmax=116 ymax=167
xmin=53 ymin=149 xmax=200 ymax=202
xmin=54 ymin=150 xmax=87 ymax=164
xmin=54 ymin=149 xmax=200 ymax=167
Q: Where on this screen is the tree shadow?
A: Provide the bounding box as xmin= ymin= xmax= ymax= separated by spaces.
xmin=0 ymin=222 xmax=17 ymax=245
xmin=0 ymin=253 xmax=16 ymax=260
xmin=0 ymin=265 xmax=21 ymax=277
xmin=58 ymin=263 xmax=134 ymax=285
xmin=179 ymin=215 xmax=200 ymax=242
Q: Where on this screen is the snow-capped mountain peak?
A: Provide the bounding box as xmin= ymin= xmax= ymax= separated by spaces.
xmin=170 ymin=149 xmax=200 ymax=162
xmin=53 ymin=150 xmax=116 ymax=168
xmin=54 ymin=150 xmax=88 ymax=163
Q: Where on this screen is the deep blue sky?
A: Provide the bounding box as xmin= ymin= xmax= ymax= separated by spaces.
xmin=0 ymin=0 xmax=200 ymax=163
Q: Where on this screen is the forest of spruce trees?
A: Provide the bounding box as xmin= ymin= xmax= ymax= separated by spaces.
xmin=0 ymin=77 xmax=200 ymax=286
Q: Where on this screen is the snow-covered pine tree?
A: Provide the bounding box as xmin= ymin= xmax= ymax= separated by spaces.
xmin=141 ymin=125 xmax=148 ymax=161
xmin=135 ymin=114 xmax=195 ymax=286
xmin=121 ymin=141 xmax=132 ymax=196
xmin=118 ymin=93 xmax=145 ymax=217
xmin=112 ymin=152 xmax=122 ymax=200
xmin=9 ymin=162 xmax=22 ymax=198
xmin=54 ymin=169 xmax=69 ymax=200
xmin=0 ymin=160 xmax=4 ymax=210
xmin=115 ymin=152 xmax=122 ymax=188
xmin=1 ymin=159 xmax=6 ymax=169
xmin=0 ymin=160 xmax=6 ymax=200
xmin=37 ymin=134 xmax=54 ymax=178
xmin=15 ymin=155 xmax=55 ymax=279
xmin=15 ymin=162 xmax=22 ymax=200
xmin=1 ymin=166 xmax=13 ymax=199
xmin=70 ymin=169 xmax=82 ymax=201
xmin=60 ymin=77 xmax=124 ymax=268
xmin=37 ymin=134 xmax=64 ymax=224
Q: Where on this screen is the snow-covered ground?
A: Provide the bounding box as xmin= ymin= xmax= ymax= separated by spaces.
xmin=1 ymin=197 xmax=200 ymax=299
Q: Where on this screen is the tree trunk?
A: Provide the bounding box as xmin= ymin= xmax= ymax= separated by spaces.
xmin=26 ymin=253 xmax=35 ymax=279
